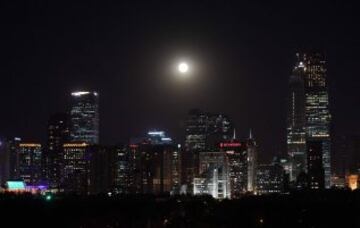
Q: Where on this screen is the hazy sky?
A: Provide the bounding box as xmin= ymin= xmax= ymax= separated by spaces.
xmin=1 ymin=1 xmax=359 ymax=163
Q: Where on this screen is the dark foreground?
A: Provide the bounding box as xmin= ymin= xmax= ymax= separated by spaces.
xmin=1 ymin=190 xmax=359 ymax=228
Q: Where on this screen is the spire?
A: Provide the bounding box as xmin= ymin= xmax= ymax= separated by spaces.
xmin=249 ymin=129 xmax=253 ymax=139
xmin=232 ymin=128 xmax=236 ymax=140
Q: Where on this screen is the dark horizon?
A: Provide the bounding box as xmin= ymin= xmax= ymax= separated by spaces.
xmin=1 ymin=1 xmax=360 ymax=165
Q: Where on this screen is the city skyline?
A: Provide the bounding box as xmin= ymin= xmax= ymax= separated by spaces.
xmin=1 ymin=2 xmax=360 ymax=227
xmin=1 ymin=2 xmax=360 ymax=166
xmin=0 ymin=54 xmax=342 ymax=167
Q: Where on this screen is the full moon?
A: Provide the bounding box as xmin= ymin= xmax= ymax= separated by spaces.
xmin=178 ymin=62 xmax=189 ymax=73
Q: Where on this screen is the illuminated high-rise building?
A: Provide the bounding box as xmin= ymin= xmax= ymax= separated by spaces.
xmin=300 ymin=52 xmax=331 ymax=188
xmin=184 ymin=109 xmax=233 ymax=152
xmin=287 ymin=60 xmax=306 ymax=182
xmin=256 ymin=163 xmax=284 ymax=195
xmin=183 ymin=109 xmax=233 ymax=193
xmin=194 ymin=151 xmax=231 ymax=199
xmin=18 ymin=143 xmax=42 ymax=185
xmin=132 ymin=131 xmax=181 ymax=195
xmin=70 ymin=91 xmax=99 ymax=144
xmin=218 ymin=130 xmax=258 ymax=197
xmin=61 ymin=142 xmax=90 ymax=193
xmin=307 ymin=140 xmax=325 ymax=189
xmin=246 ymin=130 xmax=257 ymax=192
xmin=8 ymin=137 xmax=21 ymax=180
xmin=219 ymin=139 xmax=247 ymax=198
xmin=44 ymin=113 xmax=70 ymax=189
xmin=113 ymin=145 xmax=132 ymax=194
xmin=287 ymin=52 xmax=331 ymax=188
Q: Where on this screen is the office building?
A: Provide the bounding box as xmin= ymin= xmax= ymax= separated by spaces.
xmin=183 ymin=109 xmax=233 ymax=193
xmin=61 ymin=142 xmax=90 ymax=193
xmin=18 ymin=143 xmax=42 ymax=185
xmin=301 ymin=52 xmax=331 ymax=188
xmin=184 ymin=109 xmax=233 ymax=152
xmin=219 ymin=139 xmax=248 ymax=197
xmin=8 ymin=137 xmax=22 ymax=180
xmin=256 ymin=163 xmax=284 ymax=195
xmin=133 ymin=131 xmax=181 ymax=194
xmin=287 ymin=52 xmax=331 ymax=188
xmin=70 ymin=91 xmax=99 ymax=144
xmin=194 ymin=151 xmax=230 ymax=199
xmin=246 ymin=131 xmax=257 ymax=192
xmin=87 ymin=145 xmax=120 ymax=194
xmin=114 ymin=145 xmax=132 ymax=194
xmin=44 ymin=113 xmax=70 ymax=188
xmin=287 ymin=61 xmax=306 ymax=182
xmin=307 ymin=140 xmax=325 ymax=189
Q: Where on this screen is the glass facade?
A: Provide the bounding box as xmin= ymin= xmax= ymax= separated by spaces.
xmin=183 ymin=109 xmax=233 ymax=193
xmin=62 ymin=143 xmax=89 ymax=193
xmin=256 ymin=164 xmax=284 ymax=195
xmin=45 ymin=113 xmax=70 ymax=188
xmin=307 ymin=140 xmax=325 ymax=189
xmin=247 ymin=136 xmax=257 ymax=192
xmin=220 ymin=142 xmax=248 ymax=197
xmin=130 ymin=131 xmax=180 ymax=195
xmin=194 ymin=151 xmax=231 ymax=199
xmin=287 ymin=62 xmax=306 ymax=182
xmin=301 ymin=53 xmax=331 ymax=188
xmin=288 ymin=52 xmax=331 ymax=188
xmin=70 ymin=91 xmax=99 ymax=144
xmin=18 ymin=143 xmax=42 ymax=185
xmin=185 ymin=109 xmax=233 ymax=152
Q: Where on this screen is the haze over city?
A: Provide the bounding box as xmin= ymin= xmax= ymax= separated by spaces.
xmin=1 ymin=1 xmax=360 ymax=227
xmin=1 ymin=2 xmax=359 ymax=164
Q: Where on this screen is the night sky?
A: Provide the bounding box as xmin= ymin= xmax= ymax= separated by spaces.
xmin=1 ymin=1 xmax=359 ymax=163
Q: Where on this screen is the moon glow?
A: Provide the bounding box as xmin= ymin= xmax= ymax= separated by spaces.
xmin=178 ymin=62 xmax=189 ymax=73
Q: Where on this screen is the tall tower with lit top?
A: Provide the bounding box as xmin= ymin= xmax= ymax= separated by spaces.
xmin=70 ymin=91 xmax=99 ymax=144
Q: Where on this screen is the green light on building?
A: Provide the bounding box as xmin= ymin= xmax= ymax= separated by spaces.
xmin=6 ymin=181 xmax=26 ymax=190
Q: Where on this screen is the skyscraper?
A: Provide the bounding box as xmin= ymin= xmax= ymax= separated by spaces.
xmin=246 ymin=130 xmax=257 ymax=192
xmin=218 ymin=130 xmax=258 ymax=197
xmin=287 ymin=60 xmax=306 ymax=182
xmin=8 ymin=137 xmax=21 ymax=180
xmin=61 ymin=142 xmax=90 ymax=193
xmin=70 ymin=91 xmax=99 ymax=144
xmin=183 ymin=109 xmax=233 ymax=193
xmin=132 ymin=131 xmax=181 ymax=195
xmin=44 ymin=113 xmax=70 ymax=188
xmin=287 ymin=52 xmax=331 ymax=188
xmin=194 ymin=151 xmax=231 ymax=199
xmin=18 ymin=143 xmax=42 ymax=185
xmin=307 ymin=140 xmax=325 ymax=189
xmin=256 ymin=163 xmax=284 ymax=195
xmin=219 ymin=139 xmax=248 ymax=197
xmin=114 ymin=145 xmax=132 ymax=194
xmin=184 ymin=109 xmax=233 ymax=152
xmin=301 ymin=52 xmax=331 ymax=188
xmin=87 ymin=145 xmax=118 ymax=194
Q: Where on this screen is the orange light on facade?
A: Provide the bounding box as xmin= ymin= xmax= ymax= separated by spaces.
xmin=19 ymin=143 xmax=41 ymax=147
xmin=63 ymin=142 xmax=88 ymax=147
xmin=347 ymin=175 xmax=359 ymax=191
